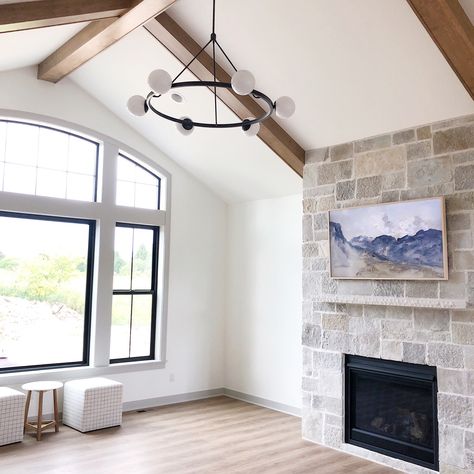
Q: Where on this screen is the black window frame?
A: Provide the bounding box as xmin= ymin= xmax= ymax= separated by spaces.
xmin=0 ymin=210 xmax=95 ymax=373
xmin=110 ymin=222 xmax=159 ymax=364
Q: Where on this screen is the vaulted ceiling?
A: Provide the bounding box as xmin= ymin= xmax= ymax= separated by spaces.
xmin=0 ymin=0 xmax=473 ymax=203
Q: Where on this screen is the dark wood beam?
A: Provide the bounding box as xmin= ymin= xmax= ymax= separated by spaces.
xmin=37 ymin=0 xmax=178 ymax=83
xmin=145 ymin=13 xmax=305 ymax=177
xmin=0 ymin=0 xmax=134 ymax=33
xmin=407 ymin=0 xmax=474 ymax=100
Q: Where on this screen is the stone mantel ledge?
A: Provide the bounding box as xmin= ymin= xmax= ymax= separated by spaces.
xmin=316 ymin=294 xmax=467 ymax=309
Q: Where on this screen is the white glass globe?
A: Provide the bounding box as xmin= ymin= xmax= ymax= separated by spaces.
xmin=243 ymin=118 xmax=260 ymax=137
xmin=126 ymin=95 xmax=147 ymax=116
xmin=148 ymin=69 xmax=172 ymax=95
xmin=231 ymin=70 xmax=255 ymax=95
xmin=176 ymin=117 xmax=194 ymax=136
xmin=275 ymin=96 xmax=295 ymax=119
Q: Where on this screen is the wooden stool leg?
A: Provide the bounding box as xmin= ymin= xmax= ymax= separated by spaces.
xmin=53 ymin=389 xmax=59 ymax=432
xmin=37 ymin=391 xmax=43 ymax=441
xmin=24 ymin=391 xmax=31 ymax=433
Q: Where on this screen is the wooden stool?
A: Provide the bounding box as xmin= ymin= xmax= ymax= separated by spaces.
xmin=21 ymin=381 xmax=63 ymax=441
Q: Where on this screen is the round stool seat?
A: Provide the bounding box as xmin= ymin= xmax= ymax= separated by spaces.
xmin=22 ymin=381 xmax=63 ymax=392
xmin=22 ymin=380 xmax=63 ymax=441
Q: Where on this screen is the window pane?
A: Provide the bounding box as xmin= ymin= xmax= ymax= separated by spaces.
xmin=66 ymin=173 xmax=95 ymax=202
xmin=116 ymin=155 xmax=160 ymax=210
xmin=36 ymin=169 xmax=67 ymax=199
xmin=130 ymin=295 xmax=152 ymax=358
xmin=37 ymin=127 xmax=68 ymax=171
xmin=117 ymin=156 xmax=136 ymax=182
xmin=135 ymin=184 xmax=158 ymax=210
xmin=110 ymin=295 xmax=132 ymax=360
xmin=68 ymin=136 xmax=97 ymax=175
xmin=0 ymin=214 xmax=92 ymax=370
xmin=3 ymin=163 xmax=36 ymax=195
xmin=5 ymin=123 xmax=38 ymax=166
xmin=116 ymin=180 xmax=135 ymax=207
xmin=132 ymin=228 xmax=154 ymax=290
xmin=113 ymin=227 xmax=133 ymax=290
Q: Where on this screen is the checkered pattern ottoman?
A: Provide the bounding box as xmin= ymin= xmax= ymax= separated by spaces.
xmin=62 ymin=377 xmax=123 ymax=433
xmin=0 ymin=387 xmax=26 ymax=446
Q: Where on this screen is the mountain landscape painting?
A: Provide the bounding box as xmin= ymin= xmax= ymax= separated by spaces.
xmin=329 ymin=197 xmax=447 ymax=280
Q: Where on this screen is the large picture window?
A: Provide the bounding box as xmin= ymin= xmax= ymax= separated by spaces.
xmin=0 ymin=115 xmax=169 ymax=376
xmin=0 ymin=212 xmax=94 ymax=372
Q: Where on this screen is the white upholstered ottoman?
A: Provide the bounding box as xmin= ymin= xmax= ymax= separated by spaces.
xmin=62 ymin=377 xmax=123 ymax=433
xmin=0 ymin=387 xmax=26 ymax=446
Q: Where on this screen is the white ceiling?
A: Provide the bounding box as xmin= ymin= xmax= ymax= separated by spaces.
xmin=0 ymin=0 xmax=473 ymax=203
xmin=460 ymin=0 xmax=474 ymax=23
xmin=168 ymin=0 xmax=474 ymax=150
xmin=0 ymin=23 xmax=88 ymax=72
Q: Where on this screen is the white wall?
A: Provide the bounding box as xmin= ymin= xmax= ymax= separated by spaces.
xmin=226 ymin=195 xmax=302 ymax=411
xmin=0 ymin=67 xmax=227 ymax=403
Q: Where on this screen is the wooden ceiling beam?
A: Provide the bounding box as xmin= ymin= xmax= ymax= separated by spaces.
xmin=0 ymin=0 xmax=134 ymax=33
xmin=37 ymin=0 xmax=177 ymax=83
xmin=407 ymin=0 xmax=474 ymax=100
xmin=145 ymin=13 xmax=305 ymax=177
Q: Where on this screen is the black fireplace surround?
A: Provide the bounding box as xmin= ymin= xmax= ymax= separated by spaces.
xmin=345 ymin=355 xmax=438 ymax=471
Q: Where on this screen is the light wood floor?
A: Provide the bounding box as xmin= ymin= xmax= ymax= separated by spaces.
xmin=0 ymin=396 xmax=400 ymax=473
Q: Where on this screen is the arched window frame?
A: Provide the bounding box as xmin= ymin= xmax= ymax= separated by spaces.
xmin=0 ymin=109 xmax=171 ymax=384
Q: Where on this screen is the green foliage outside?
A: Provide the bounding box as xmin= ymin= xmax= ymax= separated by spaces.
xmin=0 ymin=253 xmax=87 ymax=313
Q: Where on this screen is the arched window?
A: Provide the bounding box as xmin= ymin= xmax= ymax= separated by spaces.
xmin=0 ymin=115 xmax=169 ymax=375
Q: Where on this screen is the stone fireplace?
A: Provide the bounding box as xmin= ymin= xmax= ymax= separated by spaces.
xmin=302 ymin=114 xmax=474 ymax=473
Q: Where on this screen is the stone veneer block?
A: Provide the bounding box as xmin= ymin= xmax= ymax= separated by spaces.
xmin=433 ymin=125 xmax=474 ymax=155
xmin=306 ymin=147 xmax=329 ymax=164
xmin=416 ymin=126 xmax=432 ymax=140
xmin=393 ymin=129 xmax=415 ymax=145
xmin=407 ymin=155 xmax=452 ymax=188
xmin=438 ymin=393 xmax=473 ymax=428
xmin=330 ymin=143 xmax=353 ymax=161
xmin=455 ymin=164 xmax=474 ymax=191
xmin=355 ymin=147 xmax=405 ymax=178
xmin=407 ymin=140 xmax=432 ymax=160
xmin=356 ymin=176 xmax=382 ymax=198
xmin=402 ymin=342 xmax=426 ymax=364
xmin=354 ymin=134 xmax=391 ymax=153
xmin=335 ymin=180 xmax=355 ymax=201
xmin=427 ymin=343 xmax=464 ymax=368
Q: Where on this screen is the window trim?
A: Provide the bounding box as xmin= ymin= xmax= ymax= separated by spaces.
xmin=0 ymin=108 xmax=171 ymax=383
xmin=110 ymin=222 xmax=159 ymax=364
xmin=0 ymin=210 xmax=96 ymax=373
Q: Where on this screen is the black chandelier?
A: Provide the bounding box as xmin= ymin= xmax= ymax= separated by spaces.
xmin=127 ymin=0 xmax=295 ymax=136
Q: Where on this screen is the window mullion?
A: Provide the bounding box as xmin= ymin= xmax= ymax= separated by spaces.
xmin=90 ymin=142 xmax=118 ymax=367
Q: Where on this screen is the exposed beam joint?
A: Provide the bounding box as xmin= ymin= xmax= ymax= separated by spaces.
xmin=407 ymin=0 xmax=474 ymax=100
xmin=145 ymin=13 xmax=305 ymax=177
xmin=0 ymin=0 xmax=134 ymax=33
xmin=37 ymin=0 xmax=177 ymax=83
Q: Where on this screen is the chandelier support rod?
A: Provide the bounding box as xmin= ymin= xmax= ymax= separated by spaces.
xmin=172 ymin=37 xmax=212 ymax=83
xmin=215 ymin=40 xmax=237 ymax=72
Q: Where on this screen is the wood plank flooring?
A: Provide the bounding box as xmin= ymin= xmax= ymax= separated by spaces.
xmin=0 ymin=396 xmax=400 ymax=473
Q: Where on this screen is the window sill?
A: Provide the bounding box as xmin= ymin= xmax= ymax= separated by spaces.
xmin=0 ymin=360 xmax=166 ymax=386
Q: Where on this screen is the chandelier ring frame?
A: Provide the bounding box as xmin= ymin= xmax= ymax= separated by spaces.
xmin=145 ymin=81 xmax=275 ymax=129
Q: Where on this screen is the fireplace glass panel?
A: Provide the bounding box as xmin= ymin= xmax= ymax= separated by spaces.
xmin=353 ymin=374 xmax=434 ymax=449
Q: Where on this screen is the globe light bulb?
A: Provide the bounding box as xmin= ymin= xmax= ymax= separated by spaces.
xmin=176 ymin=117 xmax=194 ymax=136
xmin=242 ymin=118 xmax=260 ymax=137
xmin=231 ymin=70 xmax=255 ymax=95
xmin=275 ymin=96 xmax=296 ymax=119
xmin=148 ymin=69 xmax=172 ymax=95
xmin=126 ymin=95 xmax=147 ymax=116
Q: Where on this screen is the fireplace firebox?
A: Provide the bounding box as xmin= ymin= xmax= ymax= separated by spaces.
xmin=345 ymin=355 xmax=438 ymax=471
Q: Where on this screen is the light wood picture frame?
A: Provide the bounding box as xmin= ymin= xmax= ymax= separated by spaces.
xmin=328 ymin=196 xmax=448 ymax=280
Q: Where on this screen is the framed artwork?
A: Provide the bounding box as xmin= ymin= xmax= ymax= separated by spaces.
xmin=328 ymin=197 xmax=448 ymax=280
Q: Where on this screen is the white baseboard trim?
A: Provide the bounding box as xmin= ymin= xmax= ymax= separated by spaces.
xmin=122 ymin=388 xmax=225 ymax=412
xmin=27 ymin=388 xmax=301 ymax=421
xmin=223 ymin=388 xmax=301 ymax=417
